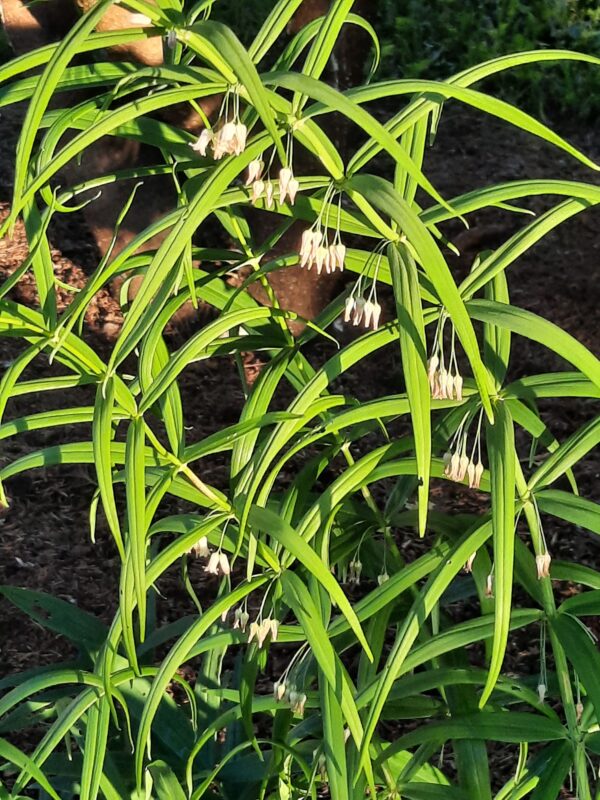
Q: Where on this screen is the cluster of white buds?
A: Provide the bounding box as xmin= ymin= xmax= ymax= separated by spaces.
xmin=190 ymin=87 xmax=247 ymax=160
xmin=427 ymin=312 xmax=464 ymax=401
xmin=342 ymin=242 xmax=387 ymax=331
xmin=248 ymin=616 xmax=279 ymax=648
xmin=444 ymin=410 xmax=484 ymax=489
xmin=299 ymin=229 xmax=346 ymax=274
xmin=204 ymin=550 xmax=231 ymax=576
xmin=343 ymin=295 xmax=381 ymax=331
xmin=246 ymin=159 xmax=300 ymax=209
xmin=298 ymin=185 xmax=346 ymax=274
xmin=233 ymin=607 xmax=250 ymax=633
xmin=189 ymin=535 xmax=210 ymax=559
xmin=272 ymin=643 xmax=310 ymax=716
xmin=191 ymin=122 xmax=247 ymax=160
xmin=348 ymin=558 xmax=363 ymax=585
xmin=273 ymin=679 xmax=307 ymax=714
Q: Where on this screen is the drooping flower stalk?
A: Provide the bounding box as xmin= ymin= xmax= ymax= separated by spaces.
xmin=444 ymin=408 xmax=485 ymax=488
xmin=248 ymin=133 xmax=300 ymax=208
xmin=343 ymin=240 xmax=387 ymax=331
xmin=428 ymin=311 xmax=464 ymax=401
xmin=298 ymin=183 xmax=347 ymax=275
xmin=190 ymin=85 xmax=248 ymax=160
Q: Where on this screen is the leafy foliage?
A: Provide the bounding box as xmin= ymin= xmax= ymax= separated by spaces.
xmin=377 ymin=0 xmax=600 ymax=119
xmin=0 ymin=1 xmax=599 ymax=798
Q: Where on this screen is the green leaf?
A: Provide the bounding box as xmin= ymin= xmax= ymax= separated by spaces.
xmin=249 ymin=506 xmax=372 ymax=662
xmin=551 ymin=613 xmax=600 ymax=724
xmin=467 ymin=300 xmax=600 ymax=393
xmin=481 ymin=402 xmax=516 ymax=707
xmin=0 ymin=738 xmax=61 ymax=800
xmin=93 ymin=378 xmax=126 ymax=561
xmin=125 ymin=417 xmax=149 ymax=642
xmin=280 ymin=571 xmax=371 ymax=788
xmin=389 ymin=241 xmax=431 ymax=536
xmin=536 ymin=490 xmax=600 ymax=537
xmin=148 ymin=760 xmax=187 ymax=800
xmin=0 ymin=586 xmax=107 ymax=657
xmin=348 ymin=174 xmax=494 ymax=419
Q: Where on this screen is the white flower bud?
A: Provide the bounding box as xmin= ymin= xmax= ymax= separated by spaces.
xmin=219 ymin=551 xmax=231 ymax=576
xmin=246 ymin=159 xmax=263 ymax=186
xmin=278 ymin=167 xmax=293 ymax=203
xmin=536 ymin=552 xmax=551 ymax=580
xmin=190 ymin=128 xmax=212 ymax=157
xmin=344 ymin=297 xmax=355 ymax=323
xmin=287 ymin=177 xmax=299 ymax=205
xmin=251 ymin=179 xmax=265 ymax=205
xmin=205 ymin=552 xmax=220 ymax=575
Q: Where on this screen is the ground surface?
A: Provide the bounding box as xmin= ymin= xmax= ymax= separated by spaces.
xmin=0 ymin=95 xmax=599 ymax=797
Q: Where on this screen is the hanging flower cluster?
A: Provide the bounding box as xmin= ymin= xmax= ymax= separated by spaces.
xmin=191 ymin=87 xmax=247 ymax=160
xmin=246 ymin=134 xmax=300 ymax=209
xmin=443 ymin=409 xmax=484 ymax=489
xmin=342 ymin=241 xmax=387 ymax=331
xmin=230 ymin=590 xmax=280 ymax=649
xmin=298 ymin=184 xmax=347 ymax=274
xmin=189 ymin=527 xmax=231 ymax=577
xmin=272 ymin=643 xmax=310 ymax=716
xmin=428 ymin=311 xmax=464 ymax=401
xmin=205 ymin=550 xmax=231 ymax=576
xmin=248 ymin=616 xmax=279 ymax=648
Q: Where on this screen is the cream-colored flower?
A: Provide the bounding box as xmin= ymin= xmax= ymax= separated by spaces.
xmin=344 ymin=297 xmax=354 ymax=323
xmin=370 ymin=301 xmax=382 ymax=330
xmin=315 ymin=245 xmax=328 ymax=275
xmin=204 ymin=552 xmax=220 ymax=575
xmin=287 ymin=178 xmax=299 ymax=205
xmin=265 ymin=181 xmax=275 ymax=209
xmin=352 ymin=297 xmax=366 ymax=326
xmin=290 ymin=691 xmax=307 ymax=716
xmin=536 ymin=552 xmax=551 ymax=580
xmin=190 ymin=535 xmax=210 ymax=558
xmin=219 ymin=552 xmax=231 ymax=576
xmin=233 ymin=608 xmax=250 ymax=632
xmin=233 ymin=123 xmax=247 ymax=155
xmin=537 ymin=683 xmax=547 ymax=704
xmin=273 ymin=680 xmax=286 ymax=702
xmin=251 ymin=179 xmax=265 ymax=205
xmin=190 ymin=128 xmax=213 ymax=156
xmin=278 ymin=167 xmax=293 ymax=204
xmin=248 ymin=621 xmax=260 ymax=644
xmin=246 ymin=159 xmax=264 ymax=186
xmin=465 ymin=552 xmax=476 ymax=573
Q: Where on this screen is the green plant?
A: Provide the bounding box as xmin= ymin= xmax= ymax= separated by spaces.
xmin=376 ymin=0 xmax=600 ymax=119
xmin=1 ymin=1 xmax=600 ymax=798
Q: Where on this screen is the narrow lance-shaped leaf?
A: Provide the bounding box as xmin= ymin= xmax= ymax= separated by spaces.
xmin=389 ymin=241 xmax=431 ymax=536
xmin=93 ymin=378 xmax=125 ymax=561
xmin=10 ymin=0 xmax=117 ymax=227
xmin=125 ymin=416 xmax=149 ymax=643
xmin=480 ymin=402 xmax=516 ymax=707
